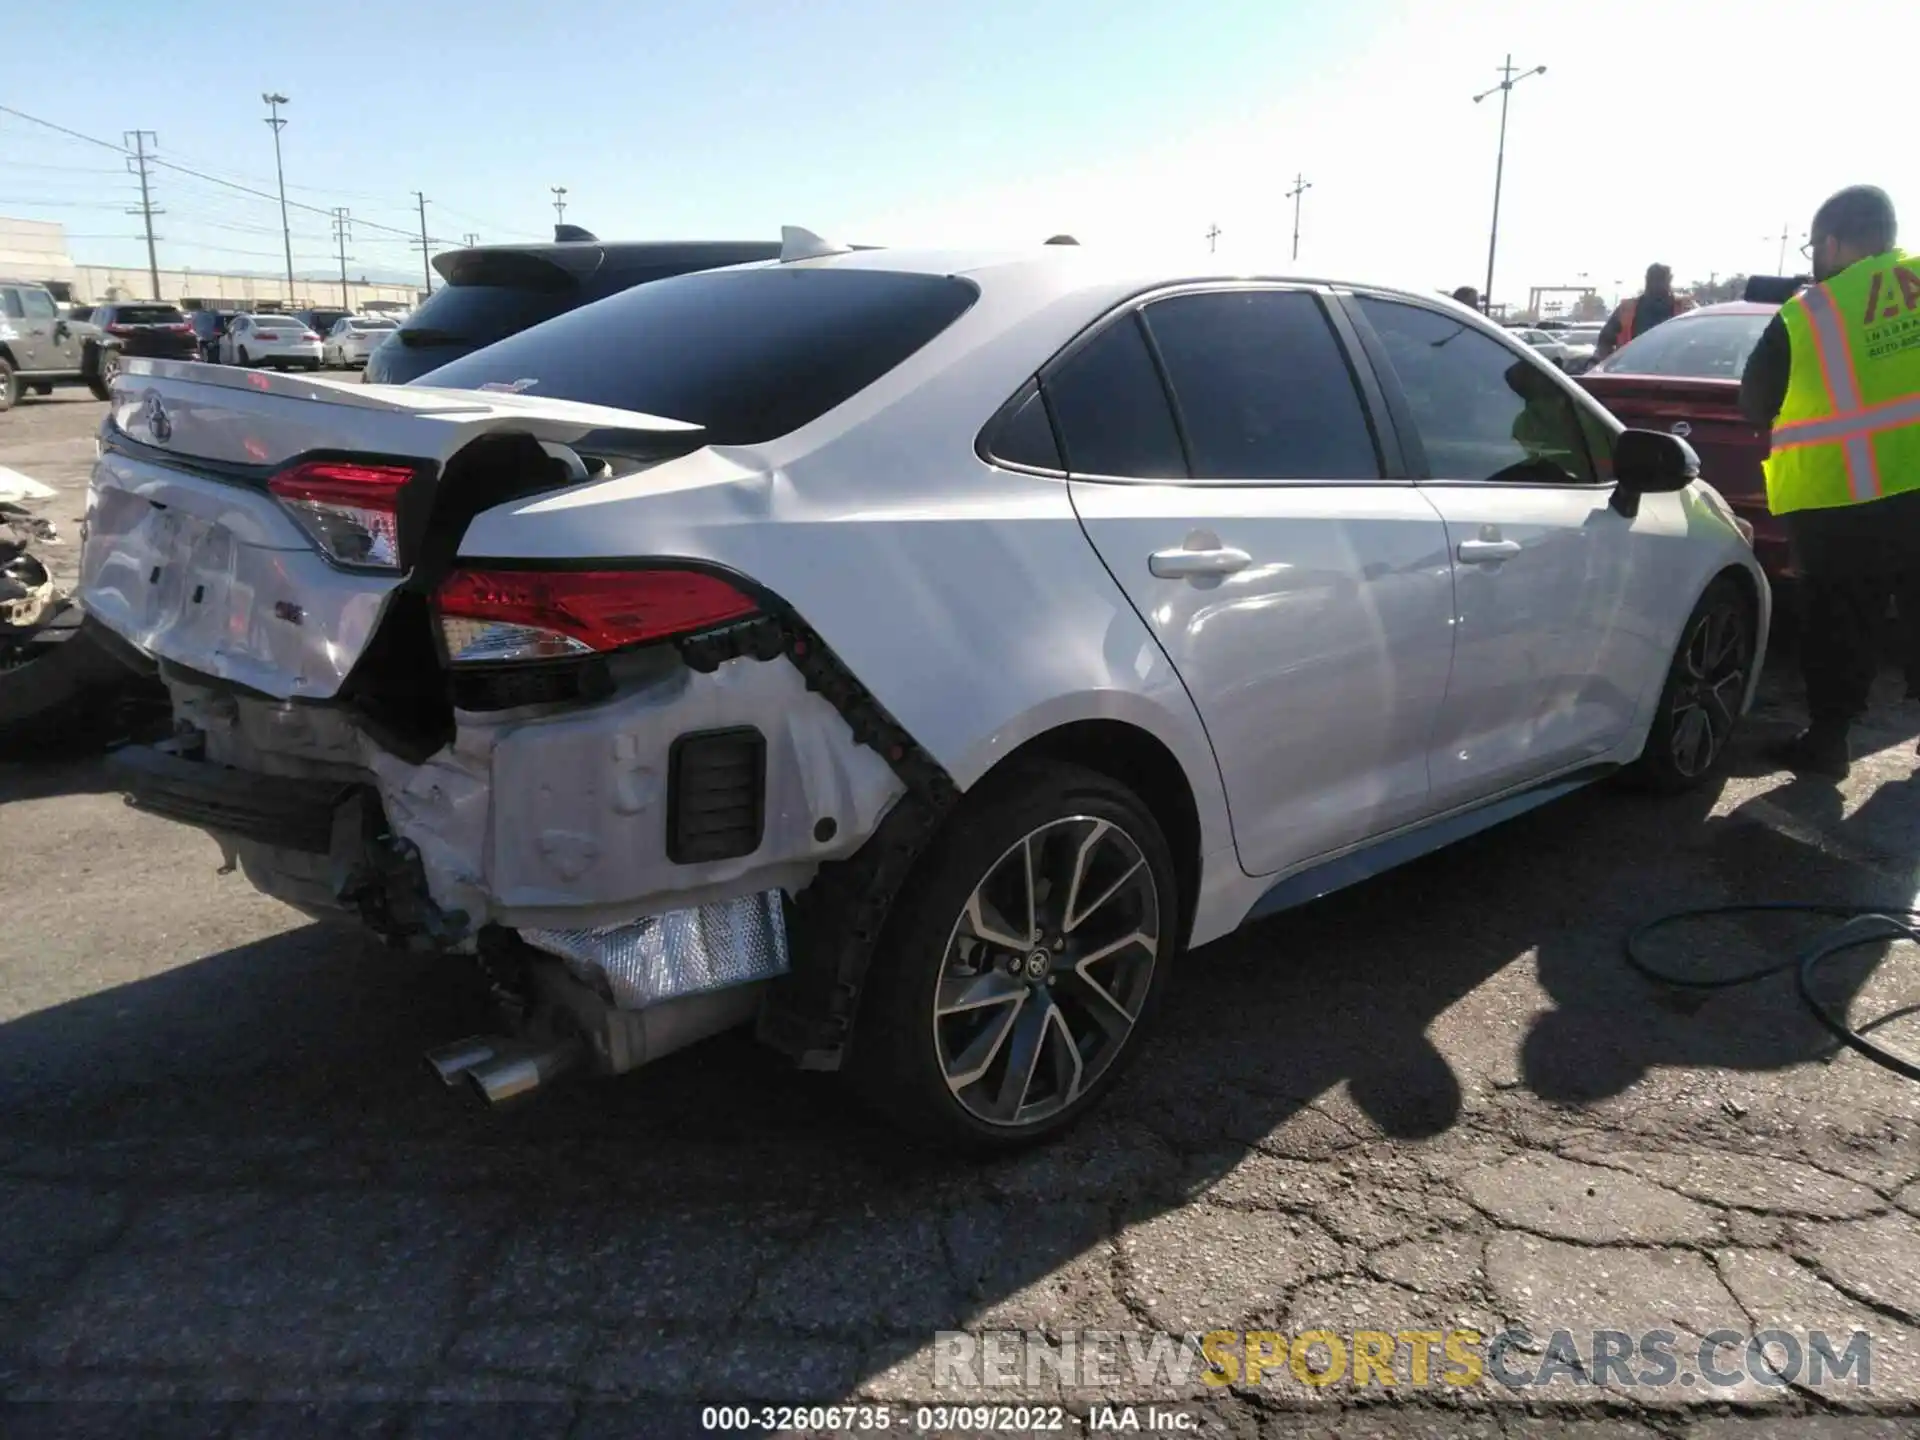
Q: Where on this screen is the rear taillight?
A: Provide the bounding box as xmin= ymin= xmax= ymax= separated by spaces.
xmin=255 ymin=330 xmax=280 ymax=340
xmin=106 ymin=324 xmax=134 ymax=336
xmin=301 ymin=331 xmax=320 ymax=341
xmin=434 ymin=568 xmax=758 ymax=665
xmin=267 ymin=459 xmax=417 ymax=569
xmin=168 ymin=321 xmax=193 ymax=333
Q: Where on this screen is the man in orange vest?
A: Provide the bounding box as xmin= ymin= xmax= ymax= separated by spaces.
xmin=1593 ymin=264 xmax=1695 ymax=363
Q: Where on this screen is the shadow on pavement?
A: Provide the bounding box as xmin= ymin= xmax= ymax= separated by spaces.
xmin=2 ymin=704 xmax=1915 ymax=1407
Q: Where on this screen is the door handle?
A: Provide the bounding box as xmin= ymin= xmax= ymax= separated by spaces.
xmin=1149 ymin=545 xmax=1252 ymax=579
xmin=1456 ymin=538 xmax=1522 ymax=564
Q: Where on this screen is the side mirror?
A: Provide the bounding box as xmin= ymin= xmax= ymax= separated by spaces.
xmin=1610 ymin=428 xmax=1699 ymax=517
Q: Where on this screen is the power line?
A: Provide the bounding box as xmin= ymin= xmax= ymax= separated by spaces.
xmin=0 ymin=102 xmax=460 ymax=246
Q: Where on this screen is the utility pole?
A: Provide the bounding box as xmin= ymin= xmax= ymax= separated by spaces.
xmin=331 ymin=208 xmax=352 ymax=311
xmin=1473 ymin=55 xmax=1546 ymax=316
xmin=1284 ymin=173 xmax=1312 ymax=263
xmin=413 ymin=192 xmax=433 ymax=296
xmin=1205 ymin=222 xmax=1221 ymax=254
xmin=262 ymin=93 xmax=295 ymax=303
xmin=551 ymin=186 xmax=568 ymax=226
xmin=462 ymin=232 xmax=480 ymax=248
xmin=1766 ymin=223 xmax=1802 ymax=273
xmin=124 ymin=130 xmax=163 ymax=300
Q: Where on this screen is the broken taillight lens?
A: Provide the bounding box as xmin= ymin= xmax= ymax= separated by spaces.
xmin=434 ymin=568 xmax=759 ymax=665
xmin=267 ymin=459 xmax=417 ymax=569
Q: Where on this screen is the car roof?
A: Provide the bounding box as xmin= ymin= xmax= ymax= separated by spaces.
xmin=433 ymin=237 xmax=786 ymax=285
xmin=769 ymin=244 xmax=1493 ymax=312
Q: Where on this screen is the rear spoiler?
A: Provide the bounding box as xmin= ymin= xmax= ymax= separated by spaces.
xmin=115 ymin=357 xmax=702 ymax=437
xmin=1744 ymin=274 xmax=1811 ymax=304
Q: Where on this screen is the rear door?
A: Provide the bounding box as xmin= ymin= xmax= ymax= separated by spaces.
xmin=1056 ymin=286 xmax=1455 ymax=876
xmin=1346 ymin=293 xmax=1670 ymax=808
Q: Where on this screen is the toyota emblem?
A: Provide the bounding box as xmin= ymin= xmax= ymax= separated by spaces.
xmin=1670 ymin=421 xmax=1692 ymax=438
xmin=142 ymin=393 xmax=173 ymax=444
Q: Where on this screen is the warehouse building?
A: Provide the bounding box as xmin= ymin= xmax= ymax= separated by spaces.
xmin=0 ymin=216 xmax=423 ymax=311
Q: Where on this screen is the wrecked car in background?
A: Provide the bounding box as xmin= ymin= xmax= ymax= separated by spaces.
xmin=79 ymin=235 xmax=1765 ymax=1148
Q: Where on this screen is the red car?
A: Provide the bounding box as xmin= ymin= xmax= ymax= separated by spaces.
xmin=1579 ymin=301 xmax=1787 ymax=579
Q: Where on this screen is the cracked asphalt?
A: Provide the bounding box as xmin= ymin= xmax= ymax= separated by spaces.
xmin=2 ymin=396 xmax=1918 ymax=1438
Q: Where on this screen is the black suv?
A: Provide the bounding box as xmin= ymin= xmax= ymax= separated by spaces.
xmin=83 ymin=302 xmax=201 ymax=394
xmin=366 ymin=232 xmax=783 ymax=384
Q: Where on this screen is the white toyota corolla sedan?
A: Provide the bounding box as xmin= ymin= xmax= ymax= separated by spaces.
xmin=80 ymin=232 xmax=1767 ymax=1147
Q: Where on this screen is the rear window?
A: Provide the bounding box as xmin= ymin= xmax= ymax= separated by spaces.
xmin=420 ymin=268 xmax=980 ymax=445
xmin=111 ymin=305 xmax=185 ymax=325
xmin=399 ymin=284 xmax=573 ymax=348
xmin=1600 ymin=312 xmax=1773 ymax=380
xmin=354 ymin=318 xmax=397 ymax=329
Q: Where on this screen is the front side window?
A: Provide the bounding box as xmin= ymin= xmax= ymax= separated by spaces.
xmin=1357 ymin=297 xmax=1595 ymax=484
xmin=1142 ymin=289 xmax=1380 ymax=480
xmin=21 ymin=290 xmax=57 ymax=320
xmin=1043 ymin=313 xmax=1186 ymax=479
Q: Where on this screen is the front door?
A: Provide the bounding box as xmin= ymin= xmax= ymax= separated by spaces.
xmin=2 ymin=288 xmax=41 ymax=371
xmin=1347 ymin=294 xmax=1668 ymax=808
xmin=1052 ymin=287 xmax=1456 ymax=876
xmin=22 ymin=290 xmax=77 ymax=372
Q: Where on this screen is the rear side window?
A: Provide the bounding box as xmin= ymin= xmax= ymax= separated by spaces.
xmin=422 ymin=268 xmax=980 ymax=446
xmin=1142 ymin=290 xmax=1380 ymax=480
xmin=1357 ymin=297 xmax=1596 ymax=485
xmin=986 ymin=385 xmax=1063 ymax=471
xmin=0 ymin=290 xmax=21 ymax=319
xmin=1043 ymin=314 xmax=1186 ymax=479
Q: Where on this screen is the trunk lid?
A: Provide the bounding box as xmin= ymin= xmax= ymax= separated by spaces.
xmin=1579 ymin=373 xmax=1768 ymax=511
xmin=80 ymin=359 xmax=703 ymax=699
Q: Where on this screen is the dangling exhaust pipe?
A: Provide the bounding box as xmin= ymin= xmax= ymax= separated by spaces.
xmin=424 ymin=1037 xmax=499 ymax=1086
xmin=465 ymin=1036 xmax=585 ymax=1105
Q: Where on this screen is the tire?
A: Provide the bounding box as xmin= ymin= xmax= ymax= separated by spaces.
xmin=1624 ymin=575 xmax=1756 ymax=793
xmin=0 ymin=356 xmax=17 ymax=412
xmin=0 ymin=611 xmax=171 ymax=758
xmin=846 ymin=760 xmax=1181 ymax=1149
xmin=86 ymin=346 xmax=117 ymax=401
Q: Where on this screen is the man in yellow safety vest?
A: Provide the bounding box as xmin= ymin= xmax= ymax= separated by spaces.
xmin=1740 ymin=185 xmax=1920 ymax=778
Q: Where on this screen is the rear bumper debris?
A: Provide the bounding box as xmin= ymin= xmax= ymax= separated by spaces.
xmin=108 ymin=735 xmax=357 ymax=854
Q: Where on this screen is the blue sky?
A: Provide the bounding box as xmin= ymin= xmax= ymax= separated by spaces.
xmin=2 ymin=0 xmax=1910 ymax=308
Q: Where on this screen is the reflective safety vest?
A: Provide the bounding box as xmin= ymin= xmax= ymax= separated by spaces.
xmin=1765 ymin=249 xmax=1920 ymax=516
xmin=1616 ymin=292 xmax=1695 ymax=345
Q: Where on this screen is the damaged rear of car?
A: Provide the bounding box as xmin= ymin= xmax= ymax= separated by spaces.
xmin=80 ymin=258 xmax=1098 ymax=1140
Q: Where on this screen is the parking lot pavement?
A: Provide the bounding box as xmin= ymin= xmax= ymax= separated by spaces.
xmin=2 ymin=396 xmax=1917 ymax=1437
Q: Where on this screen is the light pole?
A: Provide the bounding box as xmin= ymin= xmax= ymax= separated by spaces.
xmin=551 ymin=186 xmax=568 ymax=228
xmin=1473 ymin=55 xmax=1545 ymax=316
xmin=1205 ymin=222 xmax=1221 ymax=254
xmin=1285 ymin=174 xmax=1312 ymax=263
xmin=262 ymin=93 xmax=295 ymax=304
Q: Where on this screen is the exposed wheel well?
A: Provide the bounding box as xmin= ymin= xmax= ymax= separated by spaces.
xmin=991 ymin=719 xmax=1203 ymax=945
xmin=1714 ymin=563 xmax=1763 ymax=631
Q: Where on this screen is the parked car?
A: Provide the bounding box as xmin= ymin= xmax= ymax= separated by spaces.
xmin=0 ymin=280 xmax=86 ymax=407
xmin=218 ymin=313 xmax=323 ymax=370
xmin=321 ymin=315 xmax=398 ymax=369
xmin=364 ymin=234 xmax=784 ymax=383
xmin=80 ymin=302 xmax=200 ymax=397
xmin=1579 ymin=301 xmax=1783 ymax=579
xmin=82 ymin=242 xmax=1766 ymax=1147
xmin=186 ymin=310 xmax=235 ymax=363
xmin=294 ymin=308 xmax=354 ymax=344
xmin=1516 ymin=327 xmax=1575 ymax=369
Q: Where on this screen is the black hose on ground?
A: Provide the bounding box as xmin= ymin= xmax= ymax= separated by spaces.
xmin=1625 ymin=903 xmax=1920 ymax=1082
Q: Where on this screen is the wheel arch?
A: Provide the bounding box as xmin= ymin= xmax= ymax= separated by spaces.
xmin=982 ymin=716 xmax=1206 ymax=947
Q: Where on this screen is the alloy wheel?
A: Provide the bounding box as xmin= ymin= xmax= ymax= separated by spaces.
xmin=932 ymin=816 xmax=1161 ymax=1128
xmin=99 ymin=350 xmax=120 ymax=384
xmin=1668 ymin=599 xmax=1748 ymax=777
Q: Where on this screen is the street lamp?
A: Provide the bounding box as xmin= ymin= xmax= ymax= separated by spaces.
xmin=551 ymin=186 xmax=568 ymax=228
xmin=262 ymin=93 xmax=295 ymax=304
xmin=1473 ymin=56 xmax=1546 ymax=316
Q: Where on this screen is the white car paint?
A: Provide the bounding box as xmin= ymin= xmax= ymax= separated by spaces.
xmin=322 ymin=316 xmax=398 ymax=368
xmin=217 ymin=314 xmax=323 ymax=369
xmin=82 ymin=249 xmax=1767 ymax=1015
